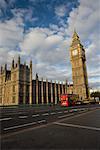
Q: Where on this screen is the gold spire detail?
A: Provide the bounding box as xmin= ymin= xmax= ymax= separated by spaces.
xmin=72 ymin=30 xmax=79 ymax=40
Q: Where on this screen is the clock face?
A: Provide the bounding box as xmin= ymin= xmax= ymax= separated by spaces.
xmin=72 ymin=49 xmax=78 ymax=56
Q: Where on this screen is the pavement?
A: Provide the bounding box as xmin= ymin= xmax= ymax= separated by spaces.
xmin=0 ymin=105 xmax=100 ymax=149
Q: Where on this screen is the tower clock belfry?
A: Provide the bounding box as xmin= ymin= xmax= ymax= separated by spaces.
xmin=70 ymin=31 xmax=89 ymax=100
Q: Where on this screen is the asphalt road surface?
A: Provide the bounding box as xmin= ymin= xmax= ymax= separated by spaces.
xmin=0 ymin=105 xmax=100 ymax=149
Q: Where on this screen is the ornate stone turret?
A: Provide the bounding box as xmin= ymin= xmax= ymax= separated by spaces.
xmin=24 ymin=61 xmax=26 ymax=66
xmin=30 ymin=60 xmax=32 ymax=70
xmin=5 ymin=64 xmax=7 ymax=71
xmin=36 ymin=73 xmax=38 ymax=80
xmin=18 ymin=55 xmax=20 ymax=65
xmin=12 ymin=59 xmax=14 ymax=68
xmin=0 ymin=66 xmax=3 ymax=74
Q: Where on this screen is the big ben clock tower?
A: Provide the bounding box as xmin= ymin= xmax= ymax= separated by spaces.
xmin=70 ymin=31 xmax=89 ymax=100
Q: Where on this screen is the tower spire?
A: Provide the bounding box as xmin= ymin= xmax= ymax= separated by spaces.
xmin=72 ymin=30 xmax=80 ymax=45
xmin=74 ymin=28 xmax=76 ymax=33
xmin=73 ymin=29 xmax=79 ymax=39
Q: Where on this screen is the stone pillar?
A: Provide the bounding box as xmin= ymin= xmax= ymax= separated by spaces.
xmin=41 ymin=78 xmax=44 ymax=104
xmin=61 ymin=82 xmax=64 ymax=94
xmin=54 ymin=81 xmax=57 ymax=104
xmin=23 ymin=64 xmax=26 ymax=104
xmin=46 ymin=79 xmax=49 ymax=104
xmin=36 ymin=76 xmax=38 ymax=104
xmin=63 ymin=84 xmax=65 ymax=94
xmin=29 ymin=60 xmax=32 ymax=105
xmin=65 ymin=80 xmax=68 ymax=94
xmin=69 ymin=83 xmax=71 ymax=94
xmin=58 ymin=81 xmax=60 ymax=102
xmin=51 ymin=80 xmax=53 ymax=103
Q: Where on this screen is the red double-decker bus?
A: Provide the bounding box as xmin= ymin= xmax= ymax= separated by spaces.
xmin=60 ymin=94 xmax=76 ymax=107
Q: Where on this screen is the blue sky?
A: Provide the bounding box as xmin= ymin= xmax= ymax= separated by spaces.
xmin=0 ymin=0 xmax=100 ymax=91
xmin=0 ymin=0 xmax=78 ymax=27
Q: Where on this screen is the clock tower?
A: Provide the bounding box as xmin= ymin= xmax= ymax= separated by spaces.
xmin=70 ymin=31 xmax=89 ymax=100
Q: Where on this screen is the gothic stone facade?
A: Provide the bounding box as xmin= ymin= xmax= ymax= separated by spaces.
xmin=32 ymin=75 xmax=67 ymax=105
xmin=0 ymin=58 xmax=67 ymax=106
xmin=0 ymin=57 xmax=32 ymax=106
xmin=70 ymin=31 xmax=89 ymax=100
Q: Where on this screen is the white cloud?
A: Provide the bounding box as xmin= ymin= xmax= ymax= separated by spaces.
xmin=20 ymin=27 xmax=68 ymax=66
xmin=18 ymin=26 xmax=71 ymax=81
xmin=55 ymin=5 xmax=67 ymax=17
xmin=0 ymin=13 xmax=24 ymax=65
xmin=11 ymin=8 xmax=38 ymax=24
xmin=20 ymin=28 xmax=47 ymax=54
xmin=0 ymin=20 xmax=23 ymax=48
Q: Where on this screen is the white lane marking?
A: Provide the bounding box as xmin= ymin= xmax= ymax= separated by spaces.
xmin=64 ymin=110 xmax=68 ymax=113
xmin=50 ymin=112 xmax=56 ymax=115
xmin=57 ymin=111 xmax=62 ymax=114
xmin=58 ymin=113 xmax=74 ymax=119
xmin=19 ymin=116 xmax=28 ymax=119
xmin=0 ymin=117 xmax=12 ymax=121
xmin=54 ymin=122 xmax=100 ymax=131
xmin=42 ymin=113 xmax=49 ymax=116
xmin=56 ymin=109 xmax=96 ymax=123
xmin=4 ymin=122 xmax=37 ymax=131
xmin=38 ymin=120 xmax=46 ymax=123
xmin=32 ymin=114 xmax=39 ymax=117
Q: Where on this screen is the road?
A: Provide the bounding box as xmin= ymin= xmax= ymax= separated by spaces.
xmin=0 ymin=105 xmax=100 ymax=149
xmin=0 ymin=104 xmax=99 ymax=134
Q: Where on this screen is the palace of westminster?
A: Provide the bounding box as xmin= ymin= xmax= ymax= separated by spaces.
xmin=0 ymin=31 xmax=90 ymax=106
